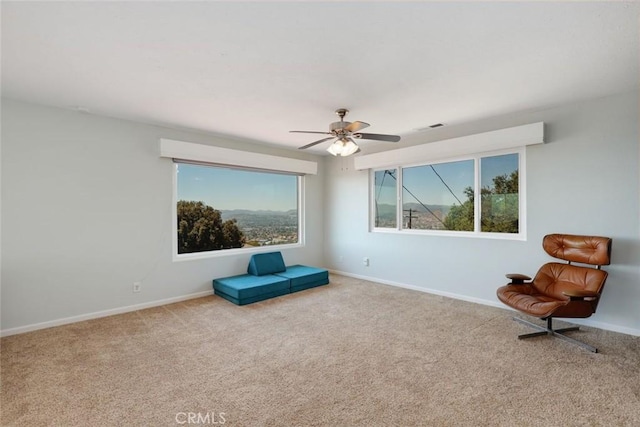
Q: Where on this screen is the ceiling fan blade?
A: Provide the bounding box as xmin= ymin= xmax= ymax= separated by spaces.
xmin=298 ymin=137 xmax=336 ymax=150
xmin=290 ymin=130 xmax=333 ymax=135
xmin=344 ymin=121 xmax=370 ymax=132
xmin=353 ymin=133 xmax=401 ymax=142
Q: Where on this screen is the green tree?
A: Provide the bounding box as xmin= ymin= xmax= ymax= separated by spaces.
xmin=481 ymin=170 xmax=518 ymax=232
xmin=222 ymin=218 xmax=244 ymax=248
xmin=177 ymin=201 xmax=245 ymax=253
xmin=443 ymin=171 xmax=519 ymax=233
xmin=443 ymin=187 xmax=475 ymax=231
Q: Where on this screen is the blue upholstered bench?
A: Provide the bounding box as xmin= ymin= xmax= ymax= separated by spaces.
xmin=212 ymin=252 xmax=329 ymax=305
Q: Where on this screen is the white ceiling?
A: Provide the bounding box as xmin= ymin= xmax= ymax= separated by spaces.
xmin=2 ymin=1 xmax=639 ymax=154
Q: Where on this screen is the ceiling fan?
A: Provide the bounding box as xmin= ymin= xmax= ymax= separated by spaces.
xmin=291 ymin=108 xmax=401 ymax=156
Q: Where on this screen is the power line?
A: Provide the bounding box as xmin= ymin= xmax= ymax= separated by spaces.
xmin=376 ymin=169 xmax=389 ymax=200
xmin=429 ymin=165 xmax=463 ymax=206
xmin=385 ymin=170 xmax=446 ymax=228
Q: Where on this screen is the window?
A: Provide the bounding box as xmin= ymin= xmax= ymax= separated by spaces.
xmin=175 ymin=162 xmax=301 ymax=256
xmin=401 ymin=160 xmax=474 ymax=231
xmin=371 ymin=150 xmax=523 ymax=237
xmin=374 ymin=169 xmax=398 ymax=228
xmin=480 ymin=154 xmax=519 ymax=233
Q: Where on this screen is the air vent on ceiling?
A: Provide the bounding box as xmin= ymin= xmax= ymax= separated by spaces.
xmin=414 ymin=123 xmax=445 ymax=132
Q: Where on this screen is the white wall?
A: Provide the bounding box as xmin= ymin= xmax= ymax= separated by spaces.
xmin=3 ymin=93 xmax=639 ymax=337
xmin=0 ymin=99 xmax=325 ymax=334
xmin=324 ymin=91 xmax=640 ymax=336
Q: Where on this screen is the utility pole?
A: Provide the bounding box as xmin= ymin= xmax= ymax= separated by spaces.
xmin=403 ymin=208 xmax=418 ymax=229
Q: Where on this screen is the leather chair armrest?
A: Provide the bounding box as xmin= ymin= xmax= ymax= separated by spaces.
xmin=562 ymin=289 xmax=600 ymax=301
xmin=506 ymin=273 xmax=531 ymax=284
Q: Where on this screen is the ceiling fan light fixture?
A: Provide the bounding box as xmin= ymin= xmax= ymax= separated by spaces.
xmin=327 ymin=138 xmax=359 ymax=156
xmin=342 ymin=139 xmax=359 ymax=156
xmin=326 ymin=143 xmax=340 ymax=156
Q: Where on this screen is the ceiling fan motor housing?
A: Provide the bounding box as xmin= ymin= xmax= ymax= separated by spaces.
xmin=330 ymin=121 xmax=351 ymax=133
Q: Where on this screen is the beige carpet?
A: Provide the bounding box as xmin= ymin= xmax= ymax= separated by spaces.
xmin=2 ymin=274 xmax=639 ymax=426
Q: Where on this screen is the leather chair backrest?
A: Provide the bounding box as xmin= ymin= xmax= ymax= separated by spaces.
xmin=533 ymin=263 xmax=608 ymax=300
xmin=543 ymin=234 xmax=612 ymax=266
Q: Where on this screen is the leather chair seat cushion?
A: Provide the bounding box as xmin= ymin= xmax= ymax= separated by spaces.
xmin=497 ymin=284 xmax=568 ymax=318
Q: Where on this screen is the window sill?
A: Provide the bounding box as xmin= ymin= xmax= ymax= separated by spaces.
xmin=371 ymin=228 xmax=526 ymax=241
xmin=173 ymin=242 xmax=304 ymax=262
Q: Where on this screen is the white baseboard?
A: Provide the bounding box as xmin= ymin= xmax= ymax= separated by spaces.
xmin=329 ymin=269 xmax=640 ymax=337
xmin=0 ymin=290 xmax=213 ymax=337
xmin=4 ymin=272 xmax=638 ymax=338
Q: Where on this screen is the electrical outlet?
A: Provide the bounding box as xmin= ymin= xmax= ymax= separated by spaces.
xmin=363 ymin=257 xmax=370 ymax=267
xmin=133 ymin=282 xmax=141 ymax=293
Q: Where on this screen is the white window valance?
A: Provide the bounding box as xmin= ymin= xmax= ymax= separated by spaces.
xmin=354 ymin=122 xmax=544 ymax=170
xmin=160 ymin=138 xmax=318 ymax=175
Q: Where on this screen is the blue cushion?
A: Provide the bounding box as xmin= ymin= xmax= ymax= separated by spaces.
xmin=213 ymin=274 xmax=289 ymax=305
xmin=247 ymin=252 xmax=286 ymax=276
xmin=274 ymin=265 xmax=329 ymax=293
xmin=215 ymin=288 xmax=290 ymax=306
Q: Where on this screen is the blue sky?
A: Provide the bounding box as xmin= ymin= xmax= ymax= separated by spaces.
xmin=480 ymin=154 xmax=518 ymax=188
xmin=375 ymin=154 xmax=518 ymax=206
xmin=403 ymin=160 xmax=474 ymax=206
xmin=177 ymin=163 xmax=298 ymax=211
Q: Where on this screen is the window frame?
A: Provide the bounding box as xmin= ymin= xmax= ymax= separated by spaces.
xmin=172 ymin=162 xmax=305 ymax=262
xmin=370 ymin=147 xmax=526 ymax=240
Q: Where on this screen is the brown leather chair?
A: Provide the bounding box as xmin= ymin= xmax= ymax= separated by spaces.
xmin=497 ymin=234 xmax=612 ymax=352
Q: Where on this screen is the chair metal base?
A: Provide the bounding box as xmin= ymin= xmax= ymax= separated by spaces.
xmin=513 ymin=316 xmax=597 ymax=353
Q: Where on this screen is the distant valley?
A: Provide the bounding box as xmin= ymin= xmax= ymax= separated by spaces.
xmin=221 ymin=209 xmax=298 ymax=246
